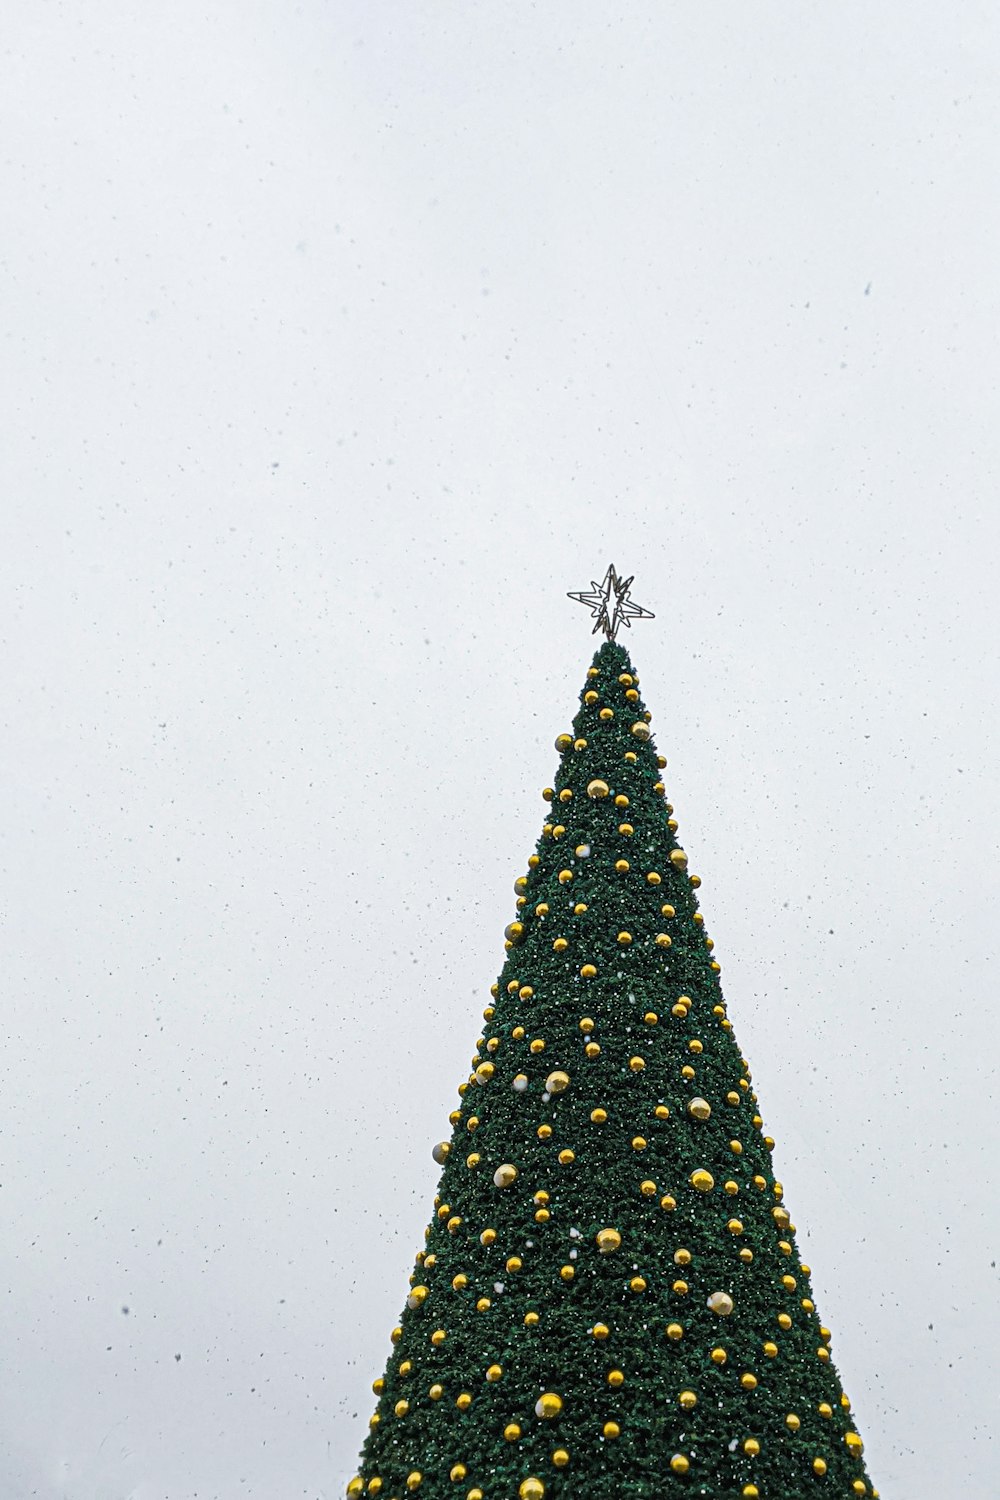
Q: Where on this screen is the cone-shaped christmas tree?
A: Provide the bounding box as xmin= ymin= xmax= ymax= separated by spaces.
xmin=349 ymin=629 xmax=876 ymax=1500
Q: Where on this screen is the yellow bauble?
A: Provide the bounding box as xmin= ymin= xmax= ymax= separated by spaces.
xmin=552 ymin=1450 xmax=569 ymax=1468
xmin=785 ymin=1413 xmax=801 ymax=1430
xmin=431 ymin=1141 xmax=451 ymax=1165
xmin=596 ymin=1227 xmax=622 ymax=1253
xmin=493 ymin=1163 xmax=518 ymax=1188
xmin=647 ymin=871 xmax=662 ymax=885
xmin=591 ymin=1107 xmax=608 ymax=1123
xmin=617 ymin=930 xmax=633 ymax=945
xmin=681 ymin=1064 xmax=696 ymax=1079
xmin=607 ymin=1369 xmax=624 ymax=1387
xmin=618 ymin=823 xmax=634 ymax=836
xmin=707 ymin=1291 xmax=734 ymax=1316
xmin=558 ymin=1148 xmax=575 ymax=1164
xmin=629 ymin=1056 xmax=646 ymax=1072
xmin=557 ymin=868 xmax=573 ymax=884
xmin=669 ymin=848 xmax=687 ymax=869
xmin=727 ymin=1219 xmax=744 ymax=1235
xmin=691 ymin=1169 xmax=715 ymax=1192
xmin=584 ymin=690 xmax=599 ymax=705
xmin=614 ymin=793 xmax=630 ymax=808
xmin=631 ymin=721 xmax=651 ymax=741
xmin=629 ymin=1276 xmax=647 ymax=1293
xmin=368 ymin=1481 xmax=382 ymax=1495
xmin=679 ymin=1390 xmax=697 ymax=1410
xmin=518 ymin=1476 xmax=544 ymax=1497
xmin=429 ymin=1383 xmax=444 ymax=1400
xmin=372 ymin=1377 xmax=384 ymax=1394
xmin=632 ymin=1135 xmax=648 ymax=1151
xmin=711 ymin=1347 xmax=728 ymax=1365
xmin=580 ymin=963 xmax=597 ymax=978
xmin=406 ymin=1475 xmax=422 ymax=1492
xmin=506 ymin=1256 xmax=522 ymax=1273
xmin=456 ymin=1391 xmax=472 ymax=1410
xmin=573 ymin=738 xmax=587 ymax=751
xmin=640 ymin=1179 xmax=657 ymax=1196
xmin=743 ymin=1489 xmax=760 ymax=1500
xmin=486 ymin=1363 xmax=503 ymax=1381
xmin=739 ymin=1249 xmax=754 ymax=1264
xmin=845 ymin=1431 xmax=864 ymax=1454
xmin=744 ymin=1438 xmax=760 ymax=1456
xmin=560 ymin=1265 xmax=574 ymax=1282
xmin=654 ymin=1104 xmax=670 ymax=1119
xmin=552 ymin=937 xmax=568 ymax=952
xmin=670 ymin=1455 xmax=690 ymax=1474
xmin=763 ymin=1341 xmax=778 ymax=1358
xmin=504 ymin=1423 xmax=522 ymax=1441
xmin=347 ymin=1480 xmax=364 ymax=1497
xmin=615 ymin=858 xmax=630 ymax=872
xmin=644 ymin=1011 xmax=658 ymax=1025
xmin=674 ymin=1248 xmax=692 ymax=1266
xmin=818 ymin=1402 xmax=833 ymax=1418
xmin=450 ymin=1466 xmax=467 ymax=1483
xmin=545 ymin=1070 xmax=570 ymax=1094
xmin=586 ymin=778 xmax=609 ymax=799
xmin=602 ymin=1420 xmax=620 ymax=1438
xmin=660 ymin=1194 xmax=676 ymax=1210
xmin=688 ymin=1039 xmax=703 ymax=1054
xmin=524 ymin=1311 xmax=539 ymax=1326
xmin=591 ymin=1322 xmax=610 ymax=1339
xmin=672 ymin=1279 xmax=689 ymax=1295
xmin=688 ymin=1097 xmax=712 ymax=1120
xmin=535 ymin=1391 xmax=563 ymax=1418
xmin=666 ymin=1321 xmax=683 ymax=1340
xmin=740 ymin=1373 xmax=758 ymax=1391
xmin=530 ymin=1038 xmax=546 ymax=1054
xmin=406 ymin=1285 xmax=428 ymax=1309
xmin=599 ymin=708 xmax=614 ymax=721
xmin=812 ymin=1458 xmax=828 ymax=1476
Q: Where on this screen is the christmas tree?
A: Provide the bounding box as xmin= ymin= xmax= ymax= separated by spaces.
xmin=349 ymin=570 xmax=876 ymax=1500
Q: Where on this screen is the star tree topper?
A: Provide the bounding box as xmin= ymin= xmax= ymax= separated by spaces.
xmin=568 ymin=564 xmax=655 ymax=641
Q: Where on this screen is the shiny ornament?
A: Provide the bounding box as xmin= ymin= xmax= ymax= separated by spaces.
xmin=629 ymin=1056 xmax=646 ymax=1072
xmin=591 ymin=1323 xmax=610 ymax=1339
xmin=670 ymin=1455 xmax=690 ymax=1475
xmin=450 ymin=1467 xmax=467 ymax=1483
xmin=672 ymin=1279 xmax=689 ymax=1295
xmin=559 ymin=1264 xmax=574 ymax=1282
xmin=666 ymin=1322 xmax=683 ymax=1340
xmin=591 ymin=1107 xmax=608 ymax=1123
xmin=529 ymin=1039 xmax=546 ymax=1053
xmin=596 ymin=1227 xmax=622 ymax=1253
xmin=632 ymin=1136 xmax=648 ymax=1151
xmin=740 ymin=1373 xmax=758 ymax=1391
xmin=644 ymin=1012 xmax=658 ymax=1025
xmin=536 ymin=1124 xmax=552 ymax=1140
xmin=615 ymin=858 xmax=630 ymax=872
xmin=432 ymin=1142 xmax=451 ymax=1165
xmin=506 ymin=1256 xmax=522 ymax=1273
xmin=845 ymin=1432 xmax=864 ymax=1455
xmin=512 ymin=1074 xmax=529 ymax=1092
xmin=504 ymin=921 xmax=524 ymax=943
xmin=493 ymin=1163 xmax=518 ymax=1188
xmin=744 ymin=1439 xmax=760 ymax=1457
xmin=618 ymin=823 xmax=634 ymax=836
xmin=602 ymin=1421 xmax=620 ymax=1438
xmin=585 ymin=1041 xmax=601 ymax=1058
xmin=599 ymin=708 xmax=615 ymax=721
xmin=629 ymin=1276 xmax=647 ymax=1293
xmin=690 ymin=1169 xmax=715 ymax=1192
xmin=617 ymin=930 xmax=633 ymax=945
xmin=631 ymin=721 xmax=651 ymax=741
xmin=640 ymin=1179 xmax=657 ymax=1196
xmin=535 ymin=1392 xmax=564 ymax=1418
xmin=584 ymin=690 xmax=599 ymax=705
xmin=660 ymin=1194 xmax=676 ymax=1210
xmin=812 ymin=1459 xmax=827 ymax=1476
xmin=679 ymin=1390 xmax=697 ymax=1410
xmin=586 ymin=778 xmax=610 ymax=799
xmin=711 ymin=1347 xmax=728 ymax=1365
xmin=504 ymin=1423 xmax=522 ymax=1441
xmin=558 ymin=1148 xmax=575 ymax=1164
xmin=669 ymin=848 xmax=688 ymax=869
xmin=347 ymin=1480 xmax=363 ymax=1497
xmin=580 ymin=963 xmax=597 ymax=978
xmin=707 ymin=1291 xmax=734 ymax=1315
xmin=654 ymin=932 xmax=671 ymax=947
xmin=524 ymin=1311 xmax=540 ymax=1327
xmin=614 ymin=793 xmax=629 ymax=808
xmin=647 ymin=871 xmax=662 ymax=885
xmin=552 ymin=937 xmax=568 ymax=953
xmin=727 ymin=1219 xmax=744 ymax=1235
xmin=406 ymin=1475 xmax=422 ymax=1492
xmin=688 ymin=1097 xmax=712 ymax=1120
xmin=607 ymin=1368 xmax=625 ymax=1387
xmin=474 ymin=1062 xmax=494 ymax=1084
xmin=785 ymin=1413 xmax=800 ymax=1430
xmin=673 ymin=1248 xmax=692 ymax=1266
xmin=406 ymin=1285 xmax=429 ymax=1309
xmin=545 ymin=1070 xmax=570 ymax=1094
xmin=763 ymin=1341 xmax=778 ymax=1358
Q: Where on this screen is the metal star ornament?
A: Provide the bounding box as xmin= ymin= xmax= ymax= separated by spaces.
xmin=568 ymin=564 xmax=655 ymax=642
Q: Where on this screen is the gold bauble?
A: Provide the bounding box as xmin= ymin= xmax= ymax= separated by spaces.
xmin=486 ymin=1363 xmax=503 ymax=1382
xmin=585 ymin=1041 xmax=601 ymax=1058
xmin=474 ymin=1062 xmax=494 ymax=1084
xmin=629 ymin=1055 xmax=646 ymax=1072
xmin=552 ymin=1451 xmax=570 ymax=1468
xmin=452 ymin=1273 xmax=468 ymax=1290
xmin=558 ymin=1148 xmax=575 ymax=1164
xmin=654 ymin=1104 xmax=670 ymax=1119
xmin=406 ymin=1285 xmax=429 ymax=1309
xmin=584 ymin=690 xmax=599 ymax=705
xmin=546 ymin=1070 xmax=570 ymax=1094
xmin=739 ymin=1249 xmax=754 ymax=1264
xmin=817 ymin=1346 xmax=830 ymax=1362
xmin=785 ymin=1413 xmax=800 ymax=1430
xmin=406 ymin=1475 xmax=422 ymax=1492
xmin=617 ymin=930 xmax=633 ymax=945
xmin=591 ymin=1322 xmax=610 ymax=1339
xmin=631 ymin=721 xmax=651 ymax=741
xmin=528 ymin=854 xmax=540 ymax=867
xmin=391 ymin=1326 xmax=402 ymax=1343
xmin=535 ymin=1391 xmax=563 ymax=1418
xmin=493 ymin=1163 xmax=518 ymax=1188
xmin=599 ymin=708 xmax=614 ymax=721
xmin=740 ymin=1374 xmax=758 ymax=1391
xmin=553 ymin=937 xmax=568 ymax=952
xmin=773 ymin=1206 xmax=791 ymax=1229
xmin=607 ymin=1368 xmax=625 ymax=1387
xmin=614 ymin=793 xmax=630 ymax=808
xmin=629 ymin=1276 xmax=647 ymax=1293
xmin=852 ymin=1485 xmax=868 ymax=1497
xmin=711 ymin=1346 xmax=727 ymax=1365
xmin=372 ymin=1377 xmax=384 ymax=1394
xmin=672 ymin=1279 xmax=689 ymax=1295
xmin=626 ymin=688 xmax=639 ymax=702
xmin=368 ymin=1481 xmax=382 ymax=1495
xmin=512 ymin=1073 xmax=528 ymax=1091
xmin=727 ymin=1218 xmax=744 ymax=1235
xmin=671 ymin=1003 xmax=687 ymax=1018
xmin=529 ymin=1038 xmax=546 ymax=1053
xmin=763 ymin=1341 xmax=778 ymax=1358
xmin=647 ymin=871 xmax=662 ymax=885
xmin=744 ymin=1438 xmax=760 ymax=1456
xmin=535 ymin=1124 xmax=550 ymax=1140
xmin=660 ymin=1194 xmax=676 ymax=1211
xmin=657 ymin=754 xmax=667 ymax=768
xmin=654 ymin=932 xmax=672 ymax=948
xmin=743 ymin=1488 xmax=760 ymax=1499
xmin=504 ymin=921 xmax=524 ymax=943
xmin=557 ymin=867 xmax=573 ymax=885
xmin=551 ymin=824 xmax=566 ymax=839
xmin=632 ymin=1135 xmax=647 ymax=1151
xmin=707 ymin=1291 xmax=734 ymax=1315
xmin=596 ymin=1227 xmax=622 ymax=1253
xmin=555 ymin=733 xmax=573 ymax=752
xmin=679 ymin=1390 xmax=697 ymax=1410
xmin=587 ymin=666 xmax=600 ymax=678
xmin=506 ymin=1256 xmax=522 ymax=1273
xmin=559 ymin=788 xmax=573 ymax=802
xmin=456 ymin=1391 xmax=472 ymax=1410
xmin=580 ymin=963 xmax=597 ymax=978
xmin=586 ymin=778 xmax=610 ymax=799
xmin=560 ymin=1264 xmax=574 ymax=1282
xmin=688 ymin=1097 xmax=712 ymax=1121
xmin=845 ymin=1431 xmax=864 ymax=1454
xmin=348 ymin=1479 xmax=364 ymax=1496
xmin=624 ymin=750 xmax=637 ymax=763
xmin=669 ymin=848 xmax=688 ymax=869
xmin=674 ymin=1248 xmax=692 ymax=1266
xmin=432 ymin=1141 xmax=451 ymax=1164
xmin=644 ymin=1011 xmax=658 ymax=1025
xmin=524 ymin=1311 xmax=540 ymax=1326
xmin=430 ymin=1328 xmax=447 ymax=1346
xmin=504 ymin=1423 xmax=522 ymax=1441
xmin=812 ymin=1459 xmax=828 ymax=1476
xmin=533 ymin=1189 xmax=550 ymax=1204
xmin=681 ymin=1064 xmax=696 ymax=1079
xmin=688 ymin=1039 xmax=704 ymax=1054
xmin=573 ymin=738 xmax=587 ymax=751
xmin=781 ymin=1275 xmax=797 ymax=1291
xmin=801 ymin=1297 xmax=815 ymax=1312
xmin=691 ymin=1169 xmax=715 ymax=1193
xmin=618 ymin=822 xmax=634 ymax=836
xmin=591 ymin=1107 xmax=608 ymax=1123
xmin=519 ymin=984 xmax=534 ymax=1000
xmin=666 ymin=1321 xmax=683 ymax=1340
xmin=450 ymin=1466 xmax=467 ymax=1483
xmin=615 ymin=858 xmax=630 ymax=872
xmin=670 ymin=1455 xmax=690 ymax=1474
xmin=818 ymin=1402 xmax=833 ymax=1417
xmin=640 ymin=1179 xmax=657 ymax=1196
xmin=602 ymin=1420 xmax=620 ymax=1438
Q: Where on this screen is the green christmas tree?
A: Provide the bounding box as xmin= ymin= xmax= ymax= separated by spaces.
xmin=349 ymin=588 xmax=876 ymax=1500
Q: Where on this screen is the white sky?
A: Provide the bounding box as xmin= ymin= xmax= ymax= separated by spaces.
xmin=2 ymin=3 xmax=999 ymax=1496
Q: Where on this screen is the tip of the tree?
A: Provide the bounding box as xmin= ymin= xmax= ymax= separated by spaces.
xmin=591 ymin=639 xmax=637 ymax=674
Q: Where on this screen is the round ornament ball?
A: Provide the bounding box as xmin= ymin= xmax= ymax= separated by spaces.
xmin=631 ymin=721 xmax=651 ymax=742
xmin=519 ymin=1481 xmax=545 ymax=1500
xmin=586 ymin=778 xmax=610 ymax=799
xmin=596 ymin=1228 xmax=622 ymax=1253
xmin=546 ymin=1070 xmax=571 ymax=1094
xmin=688 ymin=1097 xmax=712 ymax=1121
xmin=493 ymin=1163 xmax=518 ymax=1188
xmin=707 ymin=1291 xmax=734 ymax=1316
xmin=669 ymin=848 xmax=688 ymax=869
xmin=535 ymin=1392 xmax=563 ymax=1419
xmin=432 ymin=1142 xmax=451 ymax=1164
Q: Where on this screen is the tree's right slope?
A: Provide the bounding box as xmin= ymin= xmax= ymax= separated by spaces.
xmin=352 ymin=639 xmax=874 ymax=1500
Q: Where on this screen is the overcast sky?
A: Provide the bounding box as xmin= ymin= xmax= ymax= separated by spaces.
xmin=2 ymin=3 xmax=999 ymax=1496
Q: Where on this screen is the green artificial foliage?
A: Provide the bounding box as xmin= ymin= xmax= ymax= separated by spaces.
xmin=350 ymin=640 xmax=875 ymax=1500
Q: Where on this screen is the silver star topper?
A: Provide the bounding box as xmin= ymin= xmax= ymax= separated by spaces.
xmin=568 ymin=564 xmax=654 ymax=641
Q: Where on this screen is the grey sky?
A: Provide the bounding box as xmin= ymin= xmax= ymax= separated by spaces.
xmin=2 ymin=3 xmax=998 ymax=1496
